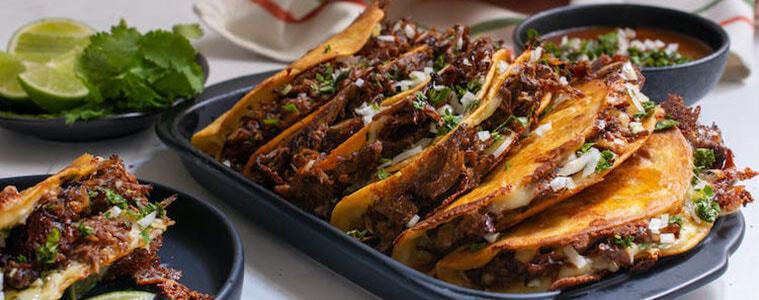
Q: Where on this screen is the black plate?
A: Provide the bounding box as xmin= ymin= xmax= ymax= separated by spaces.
xmin=0 ymin=175 xmax=243 ymax=300
xmin=512 ymin=4 xmax=729 ymax=104
xmin=0 ymin=54 xmax=209 ymax=142
xmin=156 ymin=72 xmax=745 ymax=299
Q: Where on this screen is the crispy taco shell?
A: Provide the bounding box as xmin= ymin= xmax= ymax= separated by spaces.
xmin=1 ymin=155 xmax=174 ymax=300
xmin=191 ymin=3 xmax=385 ymax=161
xmin=393 ymin=60 xmax=657 ymax=271
xmin=435 ymin=128 xmax=694 ymax=291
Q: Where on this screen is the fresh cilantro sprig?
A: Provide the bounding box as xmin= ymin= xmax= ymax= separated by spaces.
xmin=72 ymin=20 xmax=204 ymax=123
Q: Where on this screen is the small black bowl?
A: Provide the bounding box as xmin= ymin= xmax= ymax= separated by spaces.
xmin=0 ymin=54 xmax=209 ymax=142
xmin=0 ymin=175 xmax=243 ymax=300
xmin=513 ymin=4 xmax=729 ymax=104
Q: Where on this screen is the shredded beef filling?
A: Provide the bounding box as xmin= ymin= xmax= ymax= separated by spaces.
xmin=220 ymin=20 xmax=444 ymax=170
xmin=0 ymin=157 xmax=203 ymax=299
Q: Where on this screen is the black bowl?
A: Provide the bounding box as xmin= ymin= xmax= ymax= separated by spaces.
xmin=0 ymin=175 xmax=243 ymax=300
xmin=0 ymin=54 xmax=209 ymax=142
xmin=156 ymin=72 xmax=746 ymax=299
xmin=513 ymin=4 xmax=729 ymax=104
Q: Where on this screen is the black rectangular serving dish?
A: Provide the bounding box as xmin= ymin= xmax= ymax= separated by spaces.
xmin=156 ymin=72 xmax=745 ymax=299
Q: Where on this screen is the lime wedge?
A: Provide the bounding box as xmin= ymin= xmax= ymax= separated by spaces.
xmin=0 ymin=51 xmax=28 ymax=100
xmin=18 ymin=52 xmax=89 ymax=112
xmin=8 ymin=18 xmax=95 ymax=63
xmin=84 ymin=291 xmax=156 ymax=300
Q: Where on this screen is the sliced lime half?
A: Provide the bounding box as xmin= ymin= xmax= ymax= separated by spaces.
xmin=8 ymin=18 xmax=95 ymax=62
xmin=18 ymin=52 xmax=89 ymax=113
xmin=0 ymin=51 xmax=28 ymax=100
xmin=84 ymin=291 xmax=156 ymax=300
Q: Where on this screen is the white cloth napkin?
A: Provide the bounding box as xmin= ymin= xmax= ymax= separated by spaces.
xmin=194 ymin=0 xmax=754 ymax=79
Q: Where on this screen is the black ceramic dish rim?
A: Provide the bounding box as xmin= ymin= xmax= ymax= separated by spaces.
xmin=0 ymin=174 xmax=244 ymax=300
xmin=0 ymin=53 xmax=210 ymax=123
xmin=155 ymin=72 xmax=746 ymax=299
xmin=512 ymin=3 xmax=730 ymax=73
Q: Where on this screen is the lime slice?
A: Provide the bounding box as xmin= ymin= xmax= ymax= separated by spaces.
xmin=18 ymin=52 xmax=89 ymax=112
xmin=8 ymin=18 xmax=95 ymax=63
xmin=0 ymin=51 xmax=28 ymax=100
xmin=84 ymin=291 xmax=156 ymax=300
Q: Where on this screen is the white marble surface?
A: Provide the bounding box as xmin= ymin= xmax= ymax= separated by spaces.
xmin=1 ymin=1 xmax=757 ymax=299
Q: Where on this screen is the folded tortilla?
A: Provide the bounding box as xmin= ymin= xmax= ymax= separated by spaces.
xmin=0 ymin=154 xmax=174 ymax=300
xmin=434 ymin=128 xmax=695 ymax=292
xmin=330 ymin=47 xmax=581 ymax=251
xmin=392 ymin=58 xmax=658 ymax=271
xmin=191 ymin=3 xmax=386 ymax=164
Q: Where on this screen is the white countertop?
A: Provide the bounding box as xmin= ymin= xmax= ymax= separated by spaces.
xmin=1 ymin=1 xmax=757 ymax=299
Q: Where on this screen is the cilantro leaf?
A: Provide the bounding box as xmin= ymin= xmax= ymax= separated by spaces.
xmin=655 ymin=119 xmax=679 ymax=131
xmin=694 ymin=148 xmax=716 ymax=172
xmin=172 ymin=23 xmax=204 ymax=39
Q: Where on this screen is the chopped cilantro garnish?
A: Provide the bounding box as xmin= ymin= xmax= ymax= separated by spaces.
xmin=669 ymin=214 xmax=683 ymax=227
xmin=140 ymin=227 xmax=153 ymax=243
xmin=370 ymin=102 xmax=381 ymax=111
xmin=103 ymin=188 xmax=129 ymax=209
xmin=346 ymin=229 xmax=369 ymax=239
xmin=36 ymin=228 xmax=60 ymax=264
xmin=469 ymin=241 xmax=487 ymax=252
xmin=17 ymin=255 xmax=28 ymax=263
xmin=323 ymin=44 xmax=332 ymax=53
xmin=437 ymin=109 xmax=462 ymax=136
xmin=428 ymin=86 xmax=451 ymax=106
xmin=282 ymin=103 xmax=299 ymax=113
xmin=263 ymin=118 xmax=279 ymax=125
xmin=433 ymin=55 xmax=448 ymax=72
xmin=693 ymin=184 xmax=719 ymax=223
xmin=612 ymin=234 xmax=634 ymax=248
xmin=377 ymin=168 xmax=391 ymax=180
xmin=466 ymin=80 xmax=483 ymax=94
xmin=413 ymin=91 xmax=428 ymax=110
xmin=77 ymin=222 xmax=94 ymax=237
xmin=466 ymin=99 xmax=480 ymax=112
xmin=655 ymin=119 xmax=679 ymax=131
xmin=578 ymin=143 xmax=596 ymax=154
xmin=633 ymin=101 xmax=656 ymax=120
xmin=694 ymin=148 xmax=716 ymax=173
xmin=595 ymin=150 xmax=616 ymax=172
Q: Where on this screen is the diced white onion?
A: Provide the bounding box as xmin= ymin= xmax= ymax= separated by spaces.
xmin=404 ymin=24 xmax=416 ymax=39
xmin=477 ymin=130 xmax=491 ymax=141
xmin=484 ymin=232 xmax=500 ymax=243
xmin=492 ymin=133 xmax=516 ymax=158
xmin=529 ymin=47 xmax=543 ymax=64
xmin=630 ymin=121 xmax=644 ymax=134
xmin=385 ymin=138 xmax=432 ymax=168
xmin=280 ymin=83 xmax=293 ymax=95
xmin=659 ymin=214 xmax=670 ymax=228
xmin=557 ymin=148 xmax=601 ymax=177
xmin=429 ymin=123 xmax=438 ymax=134
xmin=377 ymin=35 xmax=395 ymax=42
xmin=533 ymin=122 xmax=552 ymax=137
xmin=648 ymin=218 xmax=662 ymax=234
xmin=577 ymin=54 xmax=590 ymax=61
xmin=462 ymin=58 xmax=471 ymax=66
xmin=549 ymin=176 xmax=576 ymax=192
xmin=456 ymin=37 xmax=463 ymax=50
xmin=459 ymin=91 xmax=478 ymax=111
xmin=355 ymin=102 xmax=379 ymax=125
xmin=621 ymin=62 xmax=638 ymax=81
xmin=498 ymin=61 xmax=510 ymax=75
xmin=660 ymin=233 xmax=675 ymax=244
xmin=665 ymin=43 xmax=679 ymax=54
xmin=406 ymin=214 xmax=420 ymax=227
xmin=563 ymin=245 xmax=588 ymax=269
xmin=437 ymin=104 xmax=454 ymax=116
xmin=106 ymin=206 xmax=122 ymax=218
xmin=355 ymin=78 xmax=365 ymax=88
xmin=137 ymin=211 xmax=157 ymax=227
xmin=424 ymin=67 xmax=434 ymax=74
xmin=559 ymin=76 xmax=568 ymax=86
xmin=624 ymin=83 xmax=650 ymax=112
xmin=393 ymin=71 xmax=429 ymax=92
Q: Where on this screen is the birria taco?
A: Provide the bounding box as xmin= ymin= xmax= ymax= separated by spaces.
xmin=433 ymin=96 xmax=756 ymax=291
xmin=192 ymin=2 xmax=422 ymax=169
xmin=392 ymin=55 xmax=658 ymax=270
xmin=330 ymin=46 xmax=582 ymax=251
xmin=0 ymin=155 xmax=210 ymax=300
